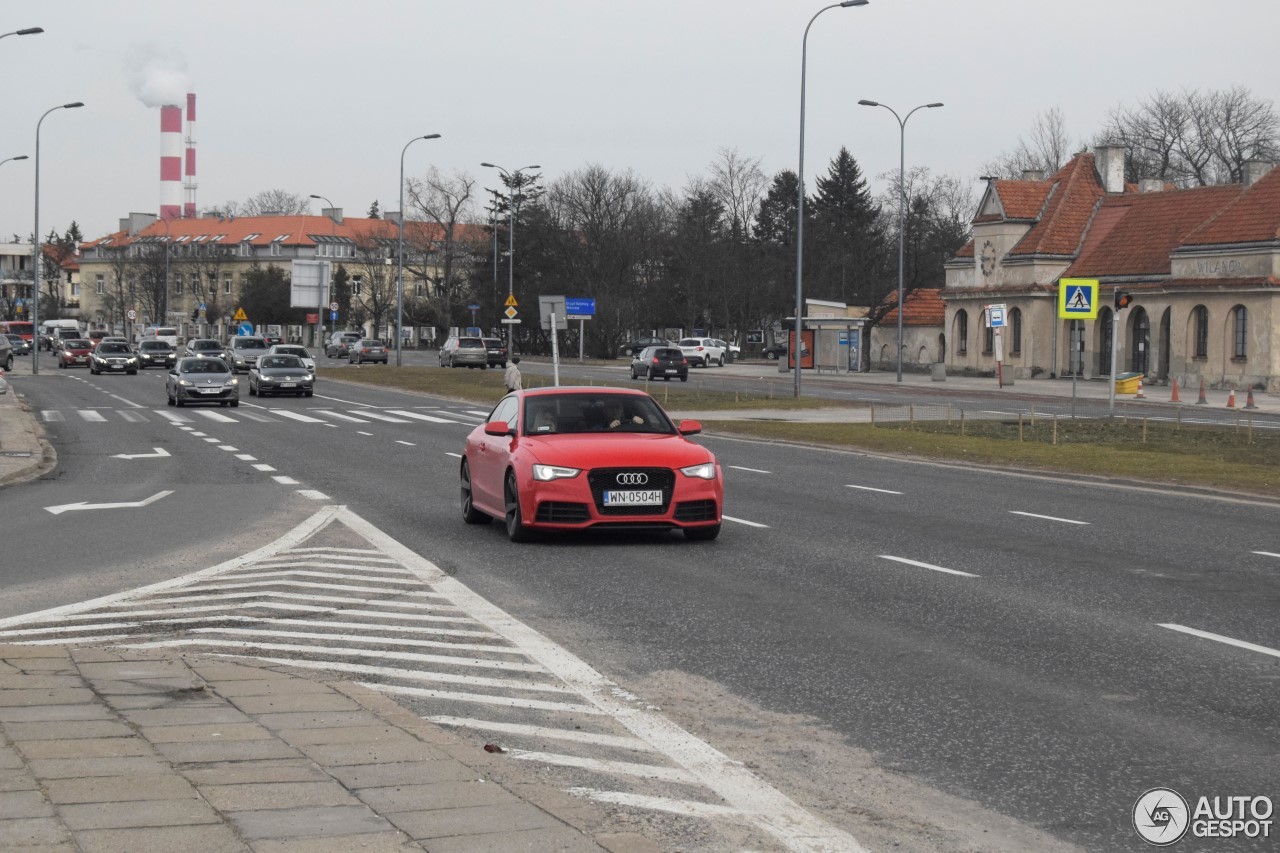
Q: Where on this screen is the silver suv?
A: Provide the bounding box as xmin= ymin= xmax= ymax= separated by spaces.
xmin=227 ymin=335 xmax=269 ymax=373
xmin=438 ymin=336 xmax=488 ymax=369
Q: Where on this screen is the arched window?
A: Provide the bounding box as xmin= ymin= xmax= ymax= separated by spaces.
xmin=1192 ymin=305 xmax=1209 ymax=358
xmin=1232 ymin=305 xmax=1248 ymax=360
xmin=983 ymin=324 xmax=994 ymax=355
xmin=956 ymin=310 xmax=968 ymax=355
xmin=1010 ymin=308 xmax=1022 ymax=355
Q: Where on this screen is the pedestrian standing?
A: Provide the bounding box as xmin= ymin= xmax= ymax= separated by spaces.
xmin=504 ymin=355 xmax=522 ymax=393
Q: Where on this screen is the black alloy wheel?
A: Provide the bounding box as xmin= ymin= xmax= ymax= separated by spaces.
xmin=504 ymin=472 xmax=531 ymax=542
xmin=460 ymin=461 xmax=490 ymax=525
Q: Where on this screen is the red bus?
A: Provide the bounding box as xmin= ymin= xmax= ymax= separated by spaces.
xmin=0 ymin=321 xmax=35 ymax=342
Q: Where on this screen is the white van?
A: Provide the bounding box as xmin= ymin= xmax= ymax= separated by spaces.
xmin=39 ymin=319 xmax=81 ymax=350
xmin=144 ymin=326 xmax=180 ymax=347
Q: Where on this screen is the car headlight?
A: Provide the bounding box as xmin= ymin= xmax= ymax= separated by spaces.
xmin=178 ymin=379 xmax=193 ymax=386
xmin=680 ymin=462 xmax=717 ymax=480
xmin=225 ymin=378 xmax=238 ymax=387
xmin=532 ymin=464 xmax=581 ymax=481
xmin=126 ymin=357 xmax=137 ymax=364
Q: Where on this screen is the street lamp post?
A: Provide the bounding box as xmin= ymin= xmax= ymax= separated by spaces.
xmin=858 ymin=99 xmax=943 ymax=382
xmin=481 ymin=163 xmax=539 ymax=357
xmin=0 ymin=27 xmax=43 ymax=41
xmin=155 ymin=215 xmax=173 ymax=332
xmin=308 ymin=193 xmax=337 ymax=348
xmin=794 ymin=1 xmax=867 ymax=398
xmin=397 ymin=134 xmax=441 ymax=366
xmin=0 ymin=155 xmax=29 ymax=168
xmin=32 ymin=101 xmax=84 ymax=376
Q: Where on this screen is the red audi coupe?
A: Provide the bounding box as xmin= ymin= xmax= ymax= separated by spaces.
xmin=461 ymin=387 xmax=723 ymax=542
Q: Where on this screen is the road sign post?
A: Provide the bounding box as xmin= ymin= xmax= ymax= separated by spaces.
xmin=565 ymin=297 xmax=595 ymax=361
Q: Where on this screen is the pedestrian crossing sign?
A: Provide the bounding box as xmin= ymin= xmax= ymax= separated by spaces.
xmin=1058 ymin=278 xmax=1099 ymax=319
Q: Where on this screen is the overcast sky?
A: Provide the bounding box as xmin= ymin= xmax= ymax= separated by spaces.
xmin=4 ymin=0 xmax=1277 ymax=242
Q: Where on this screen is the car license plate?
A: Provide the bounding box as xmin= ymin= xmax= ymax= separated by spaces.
xmin=603 ymin=490 xmax=663 ymax=506
xmin=199 ymin=387 xmax=220 ymax=394
xmin=280 ymin=382 xmax=296 ymax=388
xmin=664 ymin=369 xmax=677 ymax=373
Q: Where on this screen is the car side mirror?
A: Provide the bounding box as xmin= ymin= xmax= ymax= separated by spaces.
xmin=677 ymin=420 xmax=702 ymax=436
xmin=483 ymin=421 xmax=513 ymax=437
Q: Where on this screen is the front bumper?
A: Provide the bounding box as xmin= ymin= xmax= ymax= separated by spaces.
xmin=257 ymin=377 xmax=313 ymax=393
xmin=177 ymin=385 xmax=238 ymax=402
xmin=92 ymin=359 xmax=137 ymax=372
xmin=518 ymin=466 xmax=721 ymax=532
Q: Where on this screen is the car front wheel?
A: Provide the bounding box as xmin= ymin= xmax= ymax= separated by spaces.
xmin=460 ymin=461 xmax=490 ymax=525
xmin=504 ymin=472 xmax=531 ymax=542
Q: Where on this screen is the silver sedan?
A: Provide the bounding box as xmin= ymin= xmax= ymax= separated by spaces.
xmin=249 ymin=354 xmax=314 ymax=397
xmin=166 ymin=357 xmax=240 ymax=407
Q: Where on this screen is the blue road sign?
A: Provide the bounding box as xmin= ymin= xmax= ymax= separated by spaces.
xmin=565 ymin=297 xmax=596 ymax=318
xmin=237 ymin=322 xmax=254 ymax=336
xmin=329 ymin=311 xmax=338 ymax=321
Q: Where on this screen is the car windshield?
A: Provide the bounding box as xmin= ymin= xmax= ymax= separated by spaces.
xmin=523 ymin=393 xmax=674 ymax=436
xmin=191 ymin=340 xmax=219 ymax=349
xmin=275 ymin=347 xmax=308 ymax=357
xmin=260 ymin=356 xmax=303 ymax=369
xmin=179 ymin=359 xmax=228 ymax=374
xmin=140 ymin=341 xmax=171 ymax=351
xmin=235 ymin=338 xmax=267 ymax=350
xmin=678 ymin=338 xmax=702 ymax=346
xmin=65 ymin=340 xmax=91 ymax=348
xmin=97 ymin=343 xmax=131 ymax=354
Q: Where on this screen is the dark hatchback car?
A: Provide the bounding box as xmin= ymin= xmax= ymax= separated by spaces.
xmin=90 ymin=341 xmax=139 ymax=375
xmin=630 ymin=346 xmax=689 ymax=382
xmin=619 ymin=335 xmax=673 ymax=357
xmin=348 ymin=339 xmax=388 ymax=365
xmin=4 ymin=333 xmax=31 ymax=356
xmin=136 ymin=339 xmax=178 ymax=369
xmin=482 ymin=337 xmax=508 ymax=368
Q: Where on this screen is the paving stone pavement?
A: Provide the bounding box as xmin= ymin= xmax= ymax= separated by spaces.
xmin=0 ymin=644 xmax=660 ymax=852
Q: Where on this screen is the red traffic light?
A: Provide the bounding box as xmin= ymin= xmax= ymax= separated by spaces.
xmin=1114 ymin=290 xmax=1133 ymax=310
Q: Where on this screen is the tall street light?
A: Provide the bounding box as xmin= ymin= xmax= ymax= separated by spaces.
xmin=157 ymin=215 xmax=172 ymax=331
xmin=309 ymin=193 xmax=337 ymax=348
xmin=481 ymin=162 xmax=539 ymax=357
xmin=32 ymin=101 xmax=84 ymax=376
xmin=0 ymin=27 xmax=44 ymax=41
xmin=859 ymin=99 xmax=943 ymax=381
xmin=397 ymin=134 xmax=441 ymax=366
xmin=0 ymin=155 xmax=29 ymax=168
xmin=794 ymin=0 xmax=867 ymax=398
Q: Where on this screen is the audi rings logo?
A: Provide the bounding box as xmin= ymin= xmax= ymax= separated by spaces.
xmin=615 ymin=472 xmax=649 ymax=486
xmin=1134 ymin=788 xmax=1190 ymax=846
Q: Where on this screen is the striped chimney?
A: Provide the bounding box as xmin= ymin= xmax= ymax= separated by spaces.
xmin=160 ymin=104 xmax=183 ymax=220
xmin=183 ymin=93 xmax=197 ymax=219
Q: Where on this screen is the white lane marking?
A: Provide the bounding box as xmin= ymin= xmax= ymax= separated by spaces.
xmin=357 ymin=431 xmax=374 ymax=436
xmin=111 ymin=448 xmax=170 ymax=460
xmin=40 ymin=411 xmax=65 ymax=422
xmin=179 ymin=579 xmax=415 ymax=595
xmin=209 ymin=568 xmax=416 ymax=583
xmin=722 ymin=515 xmax=769 ymax=528
xmin=271 ymin=410 xmax=327 ymax=424
xmin=118 ymin=411 xmax=147 ymax=423
xmin=445 ymin=452 xmax=462 ymax=458
xmin=364 ymin=682 xmax=603 ymax=715
xmin=297 ymin=490 xmax=330 ymax=500
xmin=1009 ymin=510 xmax=1090 ymax=525
xmin=396 ymin=440 xmax=416 ymax=446
xmin=569 ymin=788 xmax=742 ymax=820
xmin=1159 ymin=624 xmax=1280 ymax=659
xmin=78 ymin=410 xmax=107 ymax=422
xmin=728 ymin=465 xmax=772 ymax=474
xmin=218 ymin=445 xmax=238 ymax=451
xmin=191 ymin=431 xmax=208 ymax=437
xmin=218 ymin=655 xmax=571 ymax=694
xmin=0 ymin=622 xmax=141 ymax=637
xmin=154 ymin=411 xmax=190 ymax=423
xmin=234 ymin=410 xmax=276 ymax=423
xmin=388 ymin=410 xmax=461 ymax=424
xmin=195 ymin=410 xmax=237 ymax=423
xmin=271 ymin=475 xmax=299 ymax=485
xmin=354 ymin=410 xmax=410 ymax=423
xmin=188 ymin=627 xmax=518 ymax=656
xmin=252 ymin=463 xmax=276 ymax=472
xmin=508 ymin=749 xmax=697 ymax=784
xmin=430 ymin=716 xmax=655 ymax=751
xmin=1252 ymin=551 xmax=1280 ymax=559
xmin=465 ymin=410 xmax=490 ymax=417
xmin=127 ymin=639 xmax=545 ymax=673
xmin=255 ymin=618 xmax=494 ymax=639
xmin=312 ymin=410 xmax=370 ymax=423
xmin=203 ymin=438 xmax=221 ymax=444
xmin=107 ymin=394 xmax=145 ymax=409
xmin=45 ymin=490 xmax=175 ymax=516
xmin=846 ymin=484 xmax=903 ymax=494
xmin=236 ymin=454 xmax=257 ymax=461
xmin=879 ymin=555 xmax=980 ymax=578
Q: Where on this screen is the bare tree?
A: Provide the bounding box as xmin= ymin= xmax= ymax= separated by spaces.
xmin=707 ymin=147 xmax=766 ymax=242
xmin=982 ymin=107 xmax=1078 ymax=178
xmin=208 ymin=190 xmax=310 ymax=218
xmin=405 ymin=168 xmax=481 ymax=332
xmin=349 ymin=236 xmax=397 ymax=337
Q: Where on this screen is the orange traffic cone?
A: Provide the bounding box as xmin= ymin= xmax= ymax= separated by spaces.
xmin=1226 ymin=387 xmax=1236 ymax=408
xmin=1196 ymin=379 xmax=1208 ymax=405
xmin=1244 ymin=388 xmax=1258 ymax=410
xmin=1135 ymin=377 xmax=1146 ymax=399
xmin=1170 ymin=378 xmax=1181 ymax=403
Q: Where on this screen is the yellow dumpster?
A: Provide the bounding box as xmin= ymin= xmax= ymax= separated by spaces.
xmin=1115 ymin=372 xmax=1144 ymax=394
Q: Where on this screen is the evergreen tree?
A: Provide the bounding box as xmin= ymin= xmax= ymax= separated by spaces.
xmin=808 ymin=147 xmax=888 ymax=306
xmin=331 ymin=265 xmax=353 ymax=327
xmin=367 ymin=200 xmax=381 ymax=219
xmin=239 ymin=263 xmax=308 ymax=326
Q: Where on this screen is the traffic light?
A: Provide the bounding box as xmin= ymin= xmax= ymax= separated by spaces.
xmin=1114 ymin=289 xmax=1133 ymax=310
xmin=191 ymin=308 xmax=199 ymax=321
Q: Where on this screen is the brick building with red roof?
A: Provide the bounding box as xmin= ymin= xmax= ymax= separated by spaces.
xmin=943 ymin=146 xmax=1280 ymax=391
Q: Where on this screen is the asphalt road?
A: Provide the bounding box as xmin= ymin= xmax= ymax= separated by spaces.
xmin=3 ymin=363 xmax=1277 ymax=851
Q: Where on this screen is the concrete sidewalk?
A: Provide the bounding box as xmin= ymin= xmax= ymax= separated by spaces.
xmin=0 ymin=645 xmax=650 ymax=852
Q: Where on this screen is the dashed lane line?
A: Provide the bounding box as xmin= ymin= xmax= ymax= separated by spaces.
xmin=879 ymin=555 xmax=980 ymax=578
xmin=1158 ymin=624 xmax=1280 ymax=659
xmin=1009 ymin=510 xmax=1090 ymax=525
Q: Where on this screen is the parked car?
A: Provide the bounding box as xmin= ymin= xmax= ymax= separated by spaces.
xmin=348 ymin=339 xmax=388 ymax=365
xmin=678 ymin=337 xmax=727 ymax=368
xmin=186 ymin=338 xmax=229 ymax=363
xmin=89 ymin=341 xmax=139 ymax=375
xmin=166 ymin=357 xmax=239 ymax=408
xmin=4 ymin=334 xmax=30 ymax=356
xmin=57 ymin=338 xmax=94 ymax=369
xmin=227 ymin=335 xmax=269 ymax=372
xmin=619 ymin=336 xmax=674 ymax=357
xmin=482 ymin=337 xmax=508 ymax=368
xmin=713 ymin=338 xmax=741 ymax=362
xmin=135 ymin=339 xmax=178 ymax=369
xmin=438 ymin=335 xmax=488 ymax=369
xmin=460 ymin=387 xmax=722 ymax=542
xmin=325 ymin=332 xmax=363 ymax=359
xmin=0 ymin=334 xmax=11 ymax=372
xmin=267 ymin=344 xmax=315 ymax=375
xmin=763 ymin=341 xmax=808 ymax=360
xmin=630 ymin=346 xmax=689 ymax=382
xmin=249 ymin=354 xmax=314 ymax=397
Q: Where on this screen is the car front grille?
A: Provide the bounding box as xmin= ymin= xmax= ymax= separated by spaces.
xmin=587 ymin=468 xmax=675 ymax=516
xmin=535 ymin=502 xmax=591 ymax=523
xmin=674 ymin=500 xmax=718 ymax=521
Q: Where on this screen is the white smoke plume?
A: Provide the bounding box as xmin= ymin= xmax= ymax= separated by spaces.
xmin=124 ymin=44 xmax=191 ymax=108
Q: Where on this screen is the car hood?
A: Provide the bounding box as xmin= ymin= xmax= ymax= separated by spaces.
xmin=258 ymin=369 xmax=311 ymax=378
xmin=519 ymin=433 xmax=713 ymax=469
